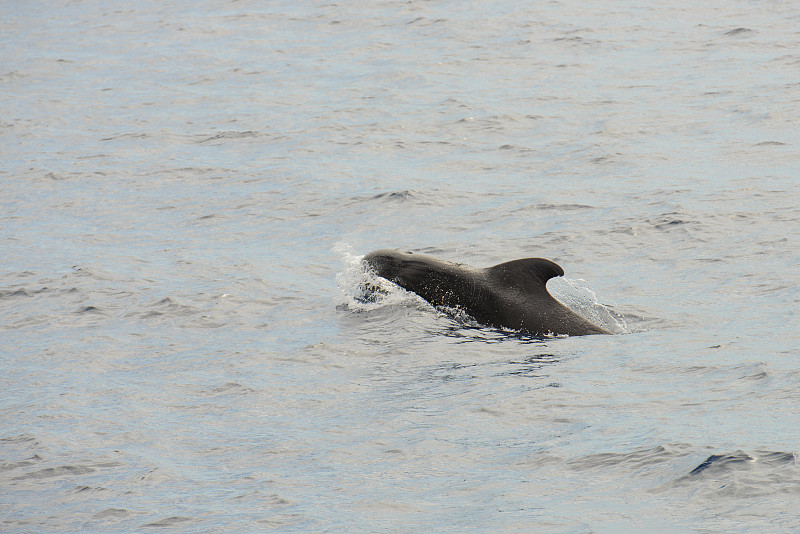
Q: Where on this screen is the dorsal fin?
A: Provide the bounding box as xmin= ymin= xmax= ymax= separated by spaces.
xmin=485 ymin=258 xmax=565 ymax=297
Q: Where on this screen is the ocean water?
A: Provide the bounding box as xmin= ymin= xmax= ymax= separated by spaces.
xmin=2 ymin=0 xmax=799 ymax=532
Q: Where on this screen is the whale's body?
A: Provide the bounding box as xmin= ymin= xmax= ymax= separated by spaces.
xmin=363 ymin=249 xmax=609 ymax=337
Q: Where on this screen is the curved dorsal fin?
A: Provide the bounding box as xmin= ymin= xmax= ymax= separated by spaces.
xmin=485 ymin=258 xmax=564 ymax=296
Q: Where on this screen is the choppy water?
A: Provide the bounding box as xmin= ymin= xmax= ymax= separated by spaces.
xmin=2 ymin=1 xmax=799 ymax=532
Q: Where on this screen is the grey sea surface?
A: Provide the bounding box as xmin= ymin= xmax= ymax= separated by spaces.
xmin=2 ymin=1 xmax=799 ymax=532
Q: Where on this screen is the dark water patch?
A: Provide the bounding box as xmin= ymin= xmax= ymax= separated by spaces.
xmin=0 ymin=434 xmax=40 ymax=446
xmin=100 ymin=132 xmax=150 ymax=142
xmin=337 ymin=189 xmax=434 ymax=217
xmin=724 ymin=27 xmax=753 ymax=37
xmin=688 ymin=450 xmax=795 ymax=476
xmin=142 ymin=516 xmax=194 ymax=527
xmin=183 ymin=316 xmax=228 ymax=329
xmin=94 ymin=508 xmax=130 ymax=519
xmin=345 ymin=189 xmax=473 ymax=214
xmin=689 ymin=452 xmax=752 ymax=475
xmin=144 ymin=297 xmax=201 ymax=317
xmin=44 ymin=171 xmax=72 ymax=180
xmin=197 ymin=130 xmax=259 ymax=143
xmin=197 ymin=382 xmax=258 ymax=399
xmin=411 ymin=361 xmax=483 ymax=392
xmin=405 ymin=16 xmax=447 ymax=26
xmin=439 ymin=322 xmax=528 ymax=344
xmin=502 ymin=353 xmax=560 ymax=378
xmin=442 ymin=321 xmax=563 ymax=344
xmin=72 ymin=484 xmax=106 ymax=494
xmin=0 ymin=454 xmax=45 ymax=473
xmin=514 ymin=203 xmax=594 ymax=212
xmin=70 ymin=265 xmax=117 ymax=282
xmin=639 ymin=448 xmax=800 ymax=502
xmin=134 ymin=296 xmax=206 ymax=324
xmin=75 ymin=305 xmax=104 ymax=314
xmin=753 ymin=140 xmax=787 ymax=147
xmin=568 ymin=444 xmax=692 ymax=473
xmin=0 ymin=286 xmax=54 ymax=299
xmin=13 ymin=464 xmax=95 ymax=480
xmin=591 ymin=153 xmax=623 ymax=164
xmin=651 ymin=449 xmax=800 ymax=497
xmin=193 ymin=213 xmax=229 ymax=224
xmin=739 ymin=369 xmax=767 ymax=381
xmin=368 ymin=190 xmax=417 ymax=202
xmin=553 ymin=35 xmax=597 ymax=46
xmin=647 ymin=212 xmax=694 ymax=230
xmin=0 ymin=288 xmax=33 ymax=298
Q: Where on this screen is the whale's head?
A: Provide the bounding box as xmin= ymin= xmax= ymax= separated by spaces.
xmin=364 ymin=248 xmax=485 ymax=312
xmin=362 ymin=248 xmax=467 ymax=298
xmin=363 ymin=249 xmax=422 ymax=283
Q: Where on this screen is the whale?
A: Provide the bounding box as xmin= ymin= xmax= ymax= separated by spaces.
xmin=363 ymin=249 xmax=610 ymax=337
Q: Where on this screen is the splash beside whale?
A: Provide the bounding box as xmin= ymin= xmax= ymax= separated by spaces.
xmin=363 ymin=249 xmax=610 ymax=337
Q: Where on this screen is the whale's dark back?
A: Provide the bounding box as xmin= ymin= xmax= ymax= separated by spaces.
xmin=363 ymin=249 xmax=609 ymax=337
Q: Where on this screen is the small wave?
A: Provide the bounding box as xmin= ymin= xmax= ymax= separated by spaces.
xmin=0 ymin=288 xmax=33 ymax=298
xmin=75 ymin=305 xmax=104 ymax=314
xmin=648 ymin=448 xmax=800 ymax=497
xmin=205 ymin=382 xmax=257 ymax=396
xmin=368 ymin=190 xmax=417 ymax=202
xmin=510 ymin=203 xmax=593 ymax=214
xmin=70 ymin=265 xmax=116 ymax=281
xmin=94 ymin=508 xmax=130 ymax=519
xmin=100 ymin=132 xmax=149 ymax=142
xmin=568 ymin=444 xmax=689 ymax=472
xmin=405 ymin=17 xmax=446 ymax=26
xmin=535 ymin=203 xmax=593 ymax=211
xmin=141 ymin=516 xmax=194 ymax=528
xmin=197 ymin=130 xmax=259 ymax=143
xmin=502 ymin=353 xmax=561 ymax=377
xmin=0 ymin=434 xmax=38 ymax=445
xmin=724 ymin=27 xmax=753 ymax=37
xmin=688 ymin=450 xmax=795 ymax=476
xmin=133 ymin=296 xmax=202 ymax=320
xmin=753 ymin=140 xmax=787 ymax=147
xmin=12 ymin=465 xmax=95 ymax=480
xmin=646 ymin=211 xmax=695 ymax=231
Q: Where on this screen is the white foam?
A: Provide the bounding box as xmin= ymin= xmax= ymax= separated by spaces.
xmin=333 ymin=243 xmax=422 ymax=311
xmin=548 ymin=277 xmax=630 ymax=334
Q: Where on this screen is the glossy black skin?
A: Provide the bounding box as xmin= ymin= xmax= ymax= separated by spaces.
xmin=363 ymin=249 xmax=609 ymax=337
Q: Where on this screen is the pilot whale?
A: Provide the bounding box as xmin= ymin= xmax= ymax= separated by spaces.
xmin=363 ymin=249 xmax=609 ymax=337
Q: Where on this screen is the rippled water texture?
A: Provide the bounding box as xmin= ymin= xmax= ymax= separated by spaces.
xmin=2 ymin=0 xmax=799 ymax=532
